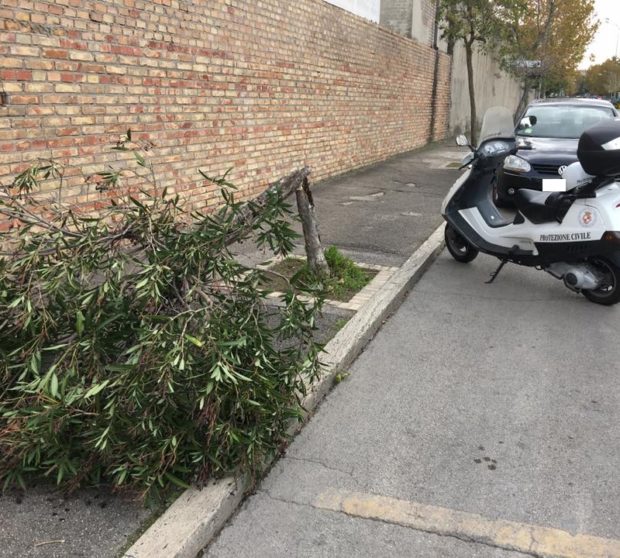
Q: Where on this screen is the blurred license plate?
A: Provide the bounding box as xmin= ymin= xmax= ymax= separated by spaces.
xmin=542 ymin=179 xmax=567 ymax=192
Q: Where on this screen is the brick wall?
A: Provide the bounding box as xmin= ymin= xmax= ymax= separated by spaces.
xmin=0 ymin=0 xmax=451 ymax=214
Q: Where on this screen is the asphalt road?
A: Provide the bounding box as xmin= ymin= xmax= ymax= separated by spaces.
xmin=205 ymin=250 xmax=620 ymax=557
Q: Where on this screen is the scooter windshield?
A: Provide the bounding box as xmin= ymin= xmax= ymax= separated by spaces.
xmin=479 ymin=107 xmax=515 ymax=143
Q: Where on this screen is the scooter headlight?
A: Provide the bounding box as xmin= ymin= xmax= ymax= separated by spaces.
xmin=480 ymin=141 xmax=511 ymax=157
xmin=503 ymin=155 xmax=531 ymax=173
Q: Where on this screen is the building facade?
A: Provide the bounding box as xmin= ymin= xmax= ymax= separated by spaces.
xmin=324 ymin=0 xmax=381 ymax=23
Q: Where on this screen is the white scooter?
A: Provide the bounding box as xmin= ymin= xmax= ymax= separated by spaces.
xmin=442 ymin=106 xmax=620 ymax=305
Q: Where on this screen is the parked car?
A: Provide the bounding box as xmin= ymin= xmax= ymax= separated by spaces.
xmin=494 ymin=98 xmax=618 ymax=207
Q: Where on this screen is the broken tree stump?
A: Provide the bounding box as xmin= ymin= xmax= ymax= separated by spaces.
xmin=223 ymin=167 xmax=327 ymax=276
xmin=296 ymin=175 xmax=328 ymax=276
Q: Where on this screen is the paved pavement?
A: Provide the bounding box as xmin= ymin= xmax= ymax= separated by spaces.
xmin=205 ymin=252 xmax=620 ymax=557
xmin=0 ymin=486 xmax=150 ymax=558
xmin=237 ymin=142 xmax=462 ymax=269
xmin=311 ymin=144 xmax=460 ymax=266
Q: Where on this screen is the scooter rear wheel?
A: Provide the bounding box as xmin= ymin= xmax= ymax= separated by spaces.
xmin=445 ymin=224 xmax=479 ymax=263
xmin=582 ymin=258 xmax=620 ymax=305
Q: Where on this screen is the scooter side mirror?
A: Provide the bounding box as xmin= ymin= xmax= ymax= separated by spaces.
xmin=459 ymin=152 xmax=475 ymax=169
xmin=517 ymin=115 xmax=537 ymax=130
xmin=456 ymin=134 xmax=475 ymax=152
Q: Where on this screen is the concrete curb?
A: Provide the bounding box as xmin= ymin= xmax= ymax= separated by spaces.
xmin=123 ymin=223 xmax=446 ymax=558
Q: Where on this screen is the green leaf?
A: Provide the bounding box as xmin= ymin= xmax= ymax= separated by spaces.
xmin=94 ymin=425 xmax=110 ymax=450
xmin=116 ymin=469 xmax=128 ymax=485
xmin=76 ymin=310 xmax=85 ymax=335
xmin=164 ymin=472 xmax=191 ymax=489
xmin=50 ymin=373 xmax=59 ymax=398
xmin=29 ymin=352 xmax=41 ymax=375
xmin=8 ymin=296 xmax=24 ymax=309
xmin=184 ymin=334 xmax=204 ymax=347
xmin=84 ymin=379 xmax=110 ymax=399
xmin=42 ymin=344 xmax=69 ymax=352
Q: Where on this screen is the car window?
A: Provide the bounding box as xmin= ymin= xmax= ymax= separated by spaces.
xmin=518 ymin=105 xmax=615 ymax=139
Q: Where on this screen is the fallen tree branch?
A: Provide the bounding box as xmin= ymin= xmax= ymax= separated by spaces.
xmin=224 ymin=167 xmax=310 ymax=246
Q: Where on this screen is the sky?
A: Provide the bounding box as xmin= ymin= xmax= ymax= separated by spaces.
xmin=579 ymin=0 xmax=620 ymax=69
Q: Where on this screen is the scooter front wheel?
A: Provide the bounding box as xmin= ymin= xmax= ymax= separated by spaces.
xmin=445 ymin=224 xmax=479 ymax=263
xmin=582 ymin=258 xmax=620 ymax=305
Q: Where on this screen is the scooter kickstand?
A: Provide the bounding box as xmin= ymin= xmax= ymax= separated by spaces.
xmin=486 ymin=259 xmax=507 ymax=284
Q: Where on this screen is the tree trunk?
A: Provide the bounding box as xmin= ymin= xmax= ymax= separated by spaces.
xmin=464 ymin=41 xmax=477 ymax=146
xmin=514 ymin=80 xmax=530 ymax=122
xmin=225 ymin=167 xmax=327 ymax=276
xmin=295 ymin=177 xmax=328 ymax=276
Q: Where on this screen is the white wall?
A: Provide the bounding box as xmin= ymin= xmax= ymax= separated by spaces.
xmin=324 ymin=0 xmax=381 ymax=22
xmin=449 ymin=44 xmax=524 ymax=137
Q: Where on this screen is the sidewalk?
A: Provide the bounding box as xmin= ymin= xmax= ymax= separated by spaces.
xmin=310 ymin=143 xmax=460 ymax=267
xmin=0 ymin=142 xmax=464 ymax=558
xmin=236 ymin=141 xmax=461 ymax=269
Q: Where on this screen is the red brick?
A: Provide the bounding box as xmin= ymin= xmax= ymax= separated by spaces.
xmin=57 ymin=127 xmax=79 ymax=136
xmin=9 ymin=95 xmax=39 ymax=104
xmin=60 ymin=72 xmax=83 ymax=82
xmin=44 ymin=48 xmax=68 ymax=59
xmin=0 ymin=69 xmax=32 ymax=80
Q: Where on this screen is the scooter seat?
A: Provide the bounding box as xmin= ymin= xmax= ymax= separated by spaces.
xmin=514 ymin=189 xmax=565 ymax=224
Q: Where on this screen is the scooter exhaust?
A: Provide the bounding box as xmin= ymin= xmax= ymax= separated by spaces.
xmin=545 ymin=263 xmax=602 ymax=291
xmin=564 ymin=268 xmax=599 ymax=290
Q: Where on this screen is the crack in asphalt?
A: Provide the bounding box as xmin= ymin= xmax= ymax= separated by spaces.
xmin=280 ymin=455 xmax=359 ymax=482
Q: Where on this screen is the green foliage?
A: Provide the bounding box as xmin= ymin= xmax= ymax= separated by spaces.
xmin=439 ymin=0 xmax=599 ymax=119
xmin=271 ymin=247 xmax=372 ymax=302
xmin=438 ymin=0 xmax=502 ymax=143
xmin=323 ymin=246 xmax=372 ymax=298
xmin=493 ymin=0 xmax=598 ymax=96
xmin=0 ymin=137 xmax=323 ymax=500
xmin=438 ymin=0 xmax=498 ymax=52
xmin=582 ymin=57 xmax=620 ymax=97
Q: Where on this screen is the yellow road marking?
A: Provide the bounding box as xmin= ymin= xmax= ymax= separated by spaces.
xmin=314 ymin=489 xmax=620 ymax=558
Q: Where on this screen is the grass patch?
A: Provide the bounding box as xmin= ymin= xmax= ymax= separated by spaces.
xmin=263 ymin=247 xmax=376 ymax=302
